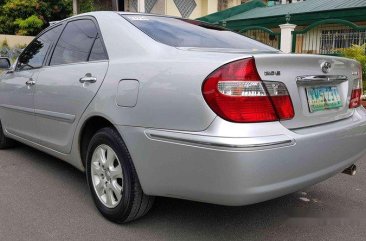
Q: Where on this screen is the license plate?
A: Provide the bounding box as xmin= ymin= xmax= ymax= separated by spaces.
xmin=306 ymin=86 xmax=342 ymax=113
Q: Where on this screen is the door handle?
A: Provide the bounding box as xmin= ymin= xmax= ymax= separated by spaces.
xmin=25 ymin=79 xmax=36 ymax=86
xmin=79 ymin=73 xmax=97 ymax=84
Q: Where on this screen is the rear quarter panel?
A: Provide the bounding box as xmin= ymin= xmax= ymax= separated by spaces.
xmin=89 ymin=51 xmax=248 ymax=131
xmin=88 ymin=12 xmax=252 ymax=131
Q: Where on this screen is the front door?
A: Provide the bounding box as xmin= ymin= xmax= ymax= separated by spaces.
xmin=0 ymin=25 xmax=63 ymax=142
xmin=0 ymin=69 xmax=37 ymax=142
xmin=34 ymin=19 xmax=109 ymax=154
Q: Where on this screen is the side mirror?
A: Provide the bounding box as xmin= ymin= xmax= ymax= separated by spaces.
xmin=0 ymin=57 xmax=11 ymax=70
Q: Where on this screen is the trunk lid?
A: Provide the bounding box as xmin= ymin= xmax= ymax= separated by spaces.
xmin=254 ymin=54 xmax=360 ymax=129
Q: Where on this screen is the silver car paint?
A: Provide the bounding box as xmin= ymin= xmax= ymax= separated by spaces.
xmin=34 ymin=61 xmax=108 ymax=153
xmin=254 ymin=54 xmax=359 ymax=129
xmin=0 ymin=12 xmax=365 ymax=206
xmin=0 ymin=69 xmax=39 ymax=142
xmin=118 ymin=108 xmax=366 ymax=205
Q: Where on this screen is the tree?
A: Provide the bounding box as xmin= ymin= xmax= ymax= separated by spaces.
xmin=80 ymin=0 xmax=95 ymax=12
xmin=14 ymin=15 xmax=44 ymax=36
xmin=0 ymin=0 xmax=72 ymax=36
xmin=0 ymin=0 xmax=100 ymax=36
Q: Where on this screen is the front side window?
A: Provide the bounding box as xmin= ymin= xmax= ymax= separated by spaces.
xmin=123 ymin=15 xmax=278 ymax=52
xmin=50 ymin=19 xmax=105 ymax=65
xmin=17 ymin=25 xmax=62 ymax=71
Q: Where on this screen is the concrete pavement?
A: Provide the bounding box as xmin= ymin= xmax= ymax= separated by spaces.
xmin=1 ymin=145 xmax=366 ymax=241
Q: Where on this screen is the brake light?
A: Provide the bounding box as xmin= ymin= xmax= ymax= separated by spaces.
xmin=349 ymin=65 xmax=363 ymax=109
xmin=202 ymin=58 xmax=294 ymax=123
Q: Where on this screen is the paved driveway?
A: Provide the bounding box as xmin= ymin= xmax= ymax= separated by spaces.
xmin=0 ymin=145 xmax=365 ymax=241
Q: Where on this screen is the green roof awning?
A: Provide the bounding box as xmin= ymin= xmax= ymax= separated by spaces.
xmin=198 ymin=0 xmax=366 ymax=30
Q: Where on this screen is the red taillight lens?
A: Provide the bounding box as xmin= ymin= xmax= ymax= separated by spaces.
xmin=202 ymin=58 xmax=294 ymax=123
xmin=349 ymin=88 xmax=362 ymax=108
xmin=349 ymin=65 xmax=363 ymax=109
xmin=264 ymin=82 xmax=295 ymax=120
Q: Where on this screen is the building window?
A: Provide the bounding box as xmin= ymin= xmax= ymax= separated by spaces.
xmin=145 ymin=0 xmax=157 ymax=12
xmin=128 ymin=0 xmax=157 ymax=12
xmin=173 ymin=0 xmax=197 ymax=18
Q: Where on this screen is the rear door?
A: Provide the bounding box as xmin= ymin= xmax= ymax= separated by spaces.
xmin=0 ymin=25 xmax=62 ymax=142
xmin=34 ymin=18 xmax=109 ymax=154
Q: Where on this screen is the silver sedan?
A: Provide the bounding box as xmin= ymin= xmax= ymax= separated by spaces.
xmin=0 ymin=12 xmax=365 ymax=223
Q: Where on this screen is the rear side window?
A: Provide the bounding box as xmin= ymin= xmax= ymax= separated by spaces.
xmin=50 ymin=19 xmax=107 ymax=65
xmin=123 ymin=15 xmax=277 ymax=52
xmin=89 ymin=38 xmax=108 ymax=61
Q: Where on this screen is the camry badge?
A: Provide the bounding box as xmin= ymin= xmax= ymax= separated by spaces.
xmin=264 ymin=71 xmax=281 ymax=76
xmin=321 ymin=62 xmax=332 ymax=74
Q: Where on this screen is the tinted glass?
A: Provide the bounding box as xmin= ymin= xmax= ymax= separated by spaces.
xmin=17 ymin=25 xmax=62 ymax=70
xmin=50 ymin=20 xmax=98 ymax=65
xmin=89 ymin=37 xmax=107 ymax=61
xmin=123 ymin=15 xmax=277 ymax=52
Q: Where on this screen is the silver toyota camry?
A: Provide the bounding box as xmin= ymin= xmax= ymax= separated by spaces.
xmin=0 ymin=12 xmax=365 ymax=223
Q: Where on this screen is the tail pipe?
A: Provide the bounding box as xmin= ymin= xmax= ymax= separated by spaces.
xmin=342 ymin=164 xmax=357 ymax=176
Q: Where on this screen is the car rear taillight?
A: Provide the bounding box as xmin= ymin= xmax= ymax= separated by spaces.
xmin=263 ymin=82 xmax=294 ymax=120
xmin=202 ymin=58 xmax=294 ymax=123
xmin=349 ymin=65 xmax=363 ymax=109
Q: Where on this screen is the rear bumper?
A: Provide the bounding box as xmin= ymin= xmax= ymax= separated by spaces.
xmin=117 ymin=107 xmax=366 ymax=206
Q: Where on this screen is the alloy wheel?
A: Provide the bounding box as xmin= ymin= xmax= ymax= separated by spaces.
xmin=91 ymin=144 xmax=123 ymax=208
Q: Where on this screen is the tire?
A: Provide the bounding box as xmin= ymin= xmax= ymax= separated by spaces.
xmin=0 ymin=121 xmax=15 ymax=149
xmin=86 ymin=127 xmax=154 ymax=223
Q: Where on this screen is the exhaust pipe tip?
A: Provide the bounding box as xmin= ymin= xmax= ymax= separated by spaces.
xmin=342 ymin=164 xmax=357 ymax=176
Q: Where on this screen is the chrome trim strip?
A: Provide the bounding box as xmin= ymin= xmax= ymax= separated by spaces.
xmin=146 ymin=130 xmax=294 ymax=150
xmin=35 ymin=109 xmax=75 ymax=123
xmin=0 ymin=104 xmax=34 ymax=114
xmin=296 ymin=75 xmax=348 ymax=86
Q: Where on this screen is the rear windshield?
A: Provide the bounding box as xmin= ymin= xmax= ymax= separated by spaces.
xmin=122 ymin=15 xmax=277 ymax=52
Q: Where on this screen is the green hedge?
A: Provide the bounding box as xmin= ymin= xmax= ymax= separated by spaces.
xmin=340 ymin=44 xmax=366 ymax=92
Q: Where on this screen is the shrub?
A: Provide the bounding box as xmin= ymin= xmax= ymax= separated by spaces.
xmin=14 ymin=15 xmax=43 ymax=36
xmin=341 ymin=44 xmax=366 ymax=92
xmin=1 ymin=38 xmax=9 ymax=48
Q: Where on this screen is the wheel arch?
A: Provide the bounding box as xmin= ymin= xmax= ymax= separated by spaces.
xmin=79 ymin=115 xmax=117 ymax=167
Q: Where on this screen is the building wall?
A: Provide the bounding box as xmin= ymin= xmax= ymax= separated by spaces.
xmin=0 ymin=34 xmax=34 ymax=48
xmin=123 ymin=0 xmax=242 ymax=18
xmin=227 ymin=0 xmax=243 ymax=8
xmin=73 ymin=0 xmax=244 ymax=18
xmin=77 ymin=0 xmax=307 ymax=16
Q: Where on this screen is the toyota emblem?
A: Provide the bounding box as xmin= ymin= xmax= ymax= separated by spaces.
xmin=321 ymin=62 xmax=332 ymax=74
